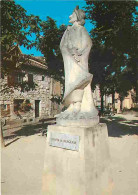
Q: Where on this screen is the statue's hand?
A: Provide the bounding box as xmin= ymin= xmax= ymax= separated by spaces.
xmin=71 ymin=48 xmax=81 ymax=62
xmin=70 ymin=47 xmax=83 ymax=56
xmin=74 ymin=55 xmax=80 ymax=62
xmin=76 ymin=48 xmax=83 ymax=56
xmin=70 ymin=47 xmax=77 ymax=55
xmin=68 ymin=47 xmax=81 ymax=62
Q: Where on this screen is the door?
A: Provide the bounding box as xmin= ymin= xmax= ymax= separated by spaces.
xmin=35 ymin=100 xmax=40 ymax=118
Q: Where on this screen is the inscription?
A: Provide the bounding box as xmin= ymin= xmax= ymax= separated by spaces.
xmin=49 ymin=132 xmax=79 ymax=151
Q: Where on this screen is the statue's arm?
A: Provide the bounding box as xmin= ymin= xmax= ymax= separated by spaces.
xmin=77 ymin=27 xmax=92 ymax=56
xmin=68 ymin=27 xmax=92 ymax=59
xmin=69 ymin=27 xmax=92 ymax=62
xmin=60 ymin=26 xmax=92 ymax=63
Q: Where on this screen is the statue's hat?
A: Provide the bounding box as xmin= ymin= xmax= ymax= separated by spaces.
xmin=74 ymin=5 xmax=86 ymax=21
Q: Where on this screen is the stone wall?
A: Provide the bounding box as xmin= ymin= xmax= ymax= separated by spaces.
xmin=0 ymin=66 xmax=62 ymax=122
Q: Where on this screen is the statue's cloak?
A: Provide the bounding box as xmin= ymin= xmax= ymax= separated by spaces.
xmin=60 ymin=23 xmax=93 ymax=106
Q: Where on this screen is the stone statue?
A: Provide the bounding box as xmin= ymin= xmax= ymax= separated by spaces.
xmin=56 ymin=6 xmax=99 ymax=126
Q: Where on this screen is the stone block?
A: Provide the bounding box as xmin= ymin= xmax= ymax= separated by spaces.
xmin=42 ymin=123 xmax=112 ymax=195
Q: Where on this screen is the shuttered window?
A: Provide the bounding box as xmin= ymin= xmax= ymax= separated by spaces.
xmin=8 ymin=73 xmax=23 ymax=86
xmin=28 ymin=74 xmax=33 ymax=84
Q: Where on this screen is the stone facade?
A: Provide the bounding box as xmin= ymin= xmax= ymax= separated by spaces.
xmin=93 ymin=85 xmax=136 ymax=112
xmin=114 ymin=90 xmax=135 ymax=113
xmin=0 ymin=50 xmax=62 ymax=123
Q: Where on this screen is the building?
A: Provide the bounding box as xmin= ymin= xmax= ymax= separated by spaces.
xmin=114 ymin=90 xmax=135 ymax=113
xmin=0 ymin=46 xmax=63 ymax=124
xmin=93 ymin=85 xmax=136 ymax=113
xmin=93 ymin=85 xmax=101 ymax=107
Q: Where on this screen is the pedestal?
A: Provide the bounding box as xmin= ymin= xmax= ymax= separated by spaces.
xmin=42 ymin=124 xmax=112 ymax=195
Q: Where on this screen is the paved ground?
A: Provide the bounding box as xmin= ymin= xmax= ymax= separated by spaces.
xmin=1 ymin=114 xmax=138 ymax=195
xmin=101 ymin=114 xmax=138 ymax=195
xmin=1 ymin=134 xmax=45 ymax=195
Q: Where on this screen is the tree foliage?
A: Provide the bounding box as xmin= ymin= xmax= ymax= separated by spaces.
xmin=36 ymin=17 xmax=66 ymax=83
xmin=1 ymin=0 xmax=41 ymax=74
xmin=85 ymin=1 xmax=138 ymax=104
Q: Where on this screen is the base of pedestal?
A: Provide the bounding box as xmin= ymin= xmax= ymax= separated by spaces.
xmin=42 ymin=124 xmax=112 ymax=195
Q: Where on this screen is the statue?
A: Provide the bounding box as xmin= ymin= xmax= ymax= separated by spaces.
xmin=56 ymin=6 xmax=99 ymax=126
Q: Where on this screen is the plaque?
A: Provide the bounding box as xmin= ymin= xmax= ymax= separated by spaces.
xmin=49 ymin=132 xmax=79 ymax=151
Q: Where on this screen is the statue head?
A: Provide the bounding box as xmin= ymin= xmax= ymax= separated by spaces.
xmin=69 ymin=5 xmax=85 ymax=26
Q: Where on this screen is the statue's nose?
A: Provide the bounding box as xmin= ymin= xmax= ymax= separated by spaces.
xmin=69 ymin=15 xmax=72 ymax=19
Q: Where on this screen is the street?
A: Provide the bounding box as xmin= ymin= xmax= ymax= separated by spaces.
xmin=1 ymin=114 xmax=138 ymax=195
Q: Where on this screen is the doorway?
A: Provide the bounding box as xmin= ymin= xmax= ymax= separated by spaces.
xmin=35 ymin=100 xmax=40 ymax=118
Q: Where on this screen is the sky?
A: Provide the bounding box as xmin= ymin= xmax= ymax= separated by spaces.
xmin=15 ymin=0 xmax=94 ymax=56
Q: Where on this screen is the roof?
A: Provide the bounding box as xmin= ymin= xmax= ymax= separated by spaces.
xmin=27 ymin=58 xmax=47 ymax=70
xmin=9 ymin=45 xmax=48 ymax=70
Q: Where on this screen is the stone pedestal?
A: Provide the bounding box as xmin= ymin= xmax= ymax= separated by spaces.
xmin=42 ymin=124 xmax=112 ymax=195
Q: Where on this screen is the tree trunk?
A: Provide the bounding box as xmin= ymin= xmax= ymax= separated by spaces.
xmin=136 ymin=78 xmax=138 ymax=103
xmin=100 ymin=85 xmax=104 ymax=115
xmin=104 ymin=94 xmax=107 ymax=107
xmin=120 ymin=96 xmax=124 ymax=111
xmin=112 ymin=92 xmax=115 ymax=112
xmin=1 ymin=122 xmax=5 ymax=148
xmin=101 ymin=94 xmax=104 ymax=114
xmin=120 ymin=100 xmax=123 ymax=111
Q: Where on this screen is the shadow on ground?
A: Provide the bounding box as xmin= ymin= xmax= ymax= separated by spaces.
xmin=100 ymin=116 xmax=138 ymax=138
xmin=3 ymin=116 xmax=138 ymax=144
xmin=5 ymin=138 xmax=20 ymax=147
xmin=4 ymin=122 xmax=55 ymax=141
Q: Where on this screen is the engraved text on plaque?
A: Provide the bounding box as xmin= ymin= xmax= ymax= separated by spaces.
xmin=49 ymin=132 xmax=79 ymax=151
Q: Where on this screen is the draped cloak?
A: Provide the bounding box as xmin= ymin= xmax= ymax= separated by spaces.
xmin=60 ymin=23 xmax=93 ymax=106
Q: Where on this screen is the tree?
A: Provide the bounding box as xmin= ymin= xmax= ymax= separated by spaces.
xmin=1 ymin=0 xmax=41 ymax=75
xmin=1 ymin=0 xmax=42 ymax=97
xmin=36 ymin=17 xmax=66 ymax=83
xmin=85 ymin=1 xmax=138 ymax=107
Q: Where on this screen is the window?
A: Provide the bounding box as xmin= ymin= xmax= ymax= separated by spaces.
xmin=8 ymin=74 xmax=15 ymax=86
xmin=1 ymin=73 xmax=4 ymax=79
xmin=115 ymin=99 xmax=118 ymax=103
xmin=8 ymin=73 xmax=23 ymax=86
xmin=1 ymin=104 xmax=10 ymax=117
xmin=1 ymin=104 xmax=8 ymax=111
xmin=42 ymin=76 xmax=45 ymax=81
xmin=28 ymin=74 xmax=33 ymax=83
xmin=16 ymin=74 xmax=23 ymax=83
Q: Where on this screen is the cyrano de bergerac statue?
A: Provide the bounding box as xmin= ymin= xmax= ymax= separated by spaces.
xmin=43 ymin=6 xmax=111 ymax=195
xmin=56 ymin=5 xmax=99 ymax=126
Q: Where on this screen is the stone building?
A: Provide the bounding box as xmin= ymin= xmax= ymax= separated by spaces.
xmin=93 ymin=85 xmax=101 ymax=107
xmin=114 ymin=90 xmax=135 ymax=113
xmin=0 ymin=46 xmax=63 ymax=124
xmin=93 ymin=85 xmax=136 ymax=113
